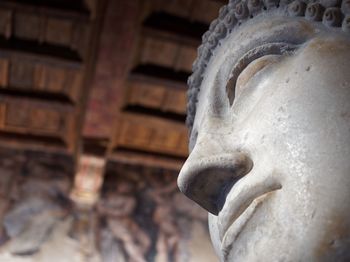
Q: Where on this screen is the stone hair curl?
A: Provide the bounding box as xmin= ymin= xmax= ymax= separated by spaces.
xmin=186 ymin=0 xmax=350 ymax=130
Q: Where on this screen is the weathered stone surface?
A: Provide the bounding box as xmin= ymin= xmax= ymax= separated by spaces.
xmin=179 ymin=1 xmax=350 ymax=261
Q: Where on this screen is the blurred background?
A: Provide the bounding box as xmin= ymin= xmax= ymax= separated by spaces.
xmin=0 ymin=0 xmax=225 ymax=261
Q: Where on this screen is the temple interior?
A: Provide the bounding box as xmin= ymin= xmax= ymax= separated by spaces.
xmin=0 ymin=0 xmax=224 ymax=261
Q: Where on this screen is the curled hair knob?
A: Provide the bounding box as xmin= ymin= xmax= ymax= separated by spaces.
xmin=200 ymin=44 xmax=212 ymax=61
xmin=306 ymin=3 xmax=325 ymax=20
xmin=224 ymin=11 xmax=238 ymax=28
xmin=342 ymin=14 xmax=350 ymax=31
xmin=209 ymin=19 xmax=219 ymax=32
xmin=202 ymin=31 xmax=211 ymax=43
xmin=214 ymin=23 xmax=227 ymax=38
xmin=235 ymin=2 xmax=250 ymax=20
xmin=189 ymin=71 xmax=203 ymax=88
xmin=341 ymin=0 xmax=350 ymax=14
xmin=248 ymin=0 xmax=264 ymax=15
xmin=219 ymin=6 xmax=229 ymax=20
xmin=207 ymin=34 xmax=219 ymax=49
xmin=288 ymin=0 xmax=307 ymax=16
xmin=323 ymin=7 xmax=343 ymax=27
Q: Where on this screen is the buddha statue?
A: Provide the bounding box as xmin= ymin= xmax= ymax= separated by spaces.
xmin=177 ymin=0 xmax=350 ymax=261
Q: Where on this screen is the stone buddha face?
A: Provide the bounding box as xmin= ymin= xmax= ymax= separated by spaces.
xmin=178 ymin=1 xmax=350 ymax=261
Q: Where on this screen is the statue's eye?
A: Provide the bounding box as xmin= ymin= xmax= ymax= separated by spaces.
xmin=226 ymin=43 xmax=296 ymax=105
xmin=235 ymin=55 xmax=281 ymax=94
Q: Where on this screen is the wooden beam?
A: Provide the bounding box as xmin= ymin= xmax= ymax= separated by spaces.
xmin=82 ymin=0 xmax=141 ymax=139
xmin=110 ymin=112 xmax=188 ymax=158
xmin=0 ymin=0 xmax=90 ymax=22
xmin=0 ymin=43 xmax=82 ymax=69
xmin=142 ymin=27 xmax=201 ymax=48
xmin=109 ymin=149 xmax=185 ymax=171
xmin=72 ymin=0 xmax=108 ymax=153
xmin=142 ymin=12 xmax=208 ymax=41
xmin=0 ymin=91 xmax=75 ymax=113
xmin=0 ymin=131 xmax=68 ymax=154
xmin=128 ymin=71 xmax=187 ymax=91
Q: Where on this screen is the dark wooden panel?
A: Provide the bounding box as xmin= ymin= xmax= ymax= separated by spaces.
xmin=2 ymin=100 xmax=77 ymax=154
xmin=0 ymin=11 xmax=89 ymax=61
xmin=149 ymin=0 xmax=222 ymax=24
xmin=46 ymin=18 xmax=73 ymax=47
xmin=114 ymin=113 xmax=188 ymax=157
xmin=0 ymin=2 xmax=92 ymax=61
xmin=34 ymin=64 xmax=66 ymax=93
xmin=179 ymin=134 xmax=188 ymax=153
xmin=162 ymin=88 xmax=187 ymax=114
xmin=0 ymin=58 xmax=9 ymax=87
xmin=30 ymin=108 xmax=62 ymax=132
xmin=32 ymin=62 xmax=83 ymax=101
xmin=84 ymin=0 xmax=98 ymax=18
xmin=175 ymin=45 xmax=197 ymax=72
xmin=151 ymin=0 xmax=194 ymax=18
xmin=0 ymin=131 xmax=67 ymax=153
xmin=0 ymin=0 xmax=104 ymax=156
xmin=141 ymin=27 xmax=200 ymax=48
xmin=191 ymin=0 xmax=222 ymax=24
xmin=110 ymin=149 xmax=185 ymax=170
xmin=126 ymin=78 xmax=187 ymax=115
xmin=127 ymin=81 xmax=166 ymax=109
xmin=0 ymin=92 xmax=74 ymax=112
xmin=14 ymin=12 xmax=41 ymax=41
xmin=0 ymin=0 xmax=90 ymax=19
xmin=131 ymin=64 xmax=189 ymax=83
xmin=140 ymin=36 xmax=179 ymax=68
xmin=119 ymin=121 xmax=153 ymax=147
xmin=64 ymin=69 xmax=83 ymax=102
xmin=33 ymin=63 xmax=45 ymax=90
xmin=5 ymin=103 xmax=30 ymax=127
xmin=0 ymin=39 xmax=82 ymax=67
xmin=0 ymin=103 xmax=6 ymax=128
xmin=151 ymin=128 xmax=183 ymax=151
xmin=0 ymin=8 xmax=12 ymax=39
xmin=143 ymin=12 xmax=208 ymax=40
xmin=70 ymin=23 xmax=90 ymax=58
xmin=9 ymin=59 xmax=34 ymax=89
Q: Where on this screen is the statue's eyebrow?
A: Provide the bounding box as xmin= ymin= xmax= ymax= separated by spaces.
xmin=226 ymin=42 xmax=297 ymax=105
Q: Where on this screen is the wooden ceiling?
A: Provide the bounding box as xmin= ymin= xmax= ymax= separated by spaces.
xmin=0 ymin=0 xmax=224 ymax=170
xmin=0 ymin=0 xmax=102 ymax=155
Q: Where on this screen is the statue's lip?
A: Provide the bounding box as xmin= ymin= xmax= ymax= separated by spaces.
xmin=220 ymin=192 xmax=276 ymax=260
xmin=218 ymin=174 xmax=282 ymax=244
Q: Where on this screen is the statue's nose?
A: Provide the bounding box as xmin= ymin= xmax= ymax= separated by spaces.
xmin=178 ymin=146 xmax=253 ymax=215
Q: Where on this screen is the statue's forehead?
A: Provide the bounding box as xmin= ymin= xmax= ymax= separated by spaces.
xmin=193 ymin=32 xmax=350 ymax=140
xmin=193 ymin=17 xmax=317 ymax=130
xmin=186 ymin=0 xmax=350 ymax=130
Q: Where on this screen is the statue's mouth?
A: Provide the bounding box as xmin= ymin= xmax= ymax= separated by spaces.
xmin=218 ymin=174 xmax=282 ymax=254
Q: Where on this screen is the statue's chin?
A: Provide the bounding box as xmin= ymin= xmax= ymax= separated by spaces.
xmin=208 ymin=181 xmax=350 ymax=262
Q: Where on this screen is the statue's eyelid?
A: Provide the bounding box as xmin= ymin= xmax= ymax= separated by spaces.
xmin=226 ymin=42 xmax=297 ymax=106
